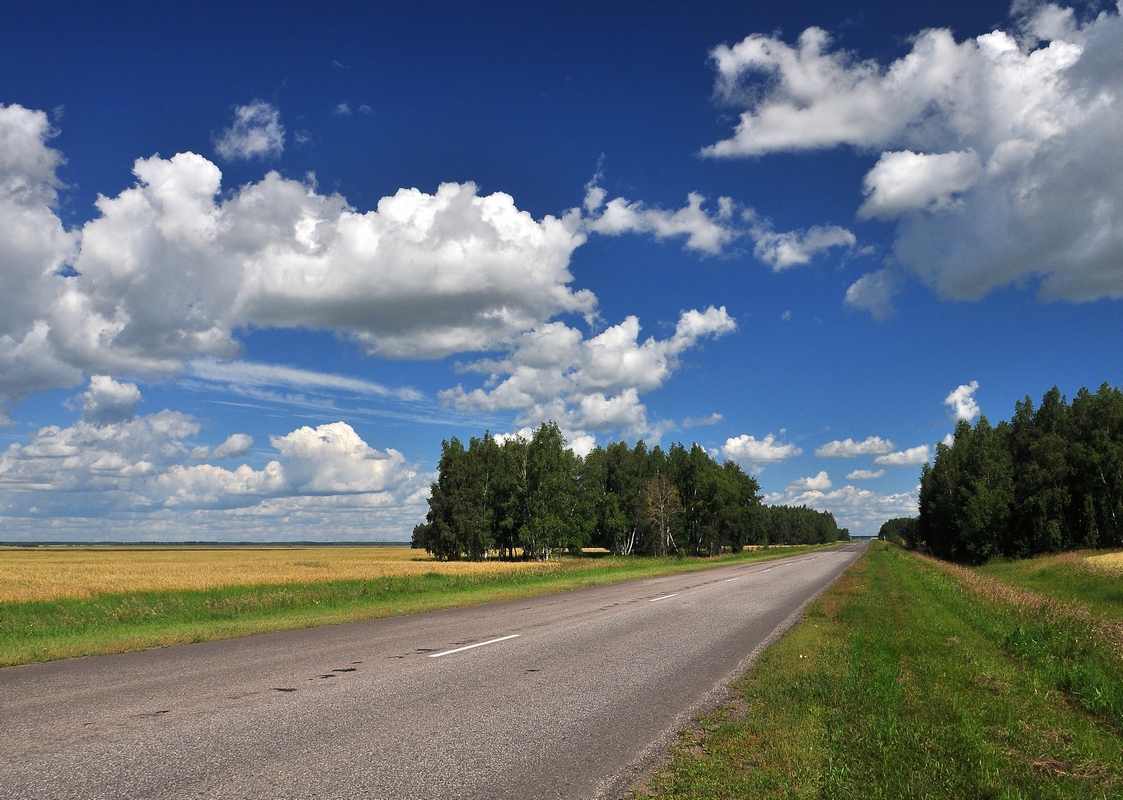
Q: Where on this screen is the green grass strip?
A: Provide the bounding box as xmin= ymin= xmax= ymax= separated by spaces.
xmin=0 ymin=546 xmax=825 ymax=667
xmin=631 ymin=542 xmax=1123 ymax=799
xmin=980 ymin=553 xmax=1123 ymax=622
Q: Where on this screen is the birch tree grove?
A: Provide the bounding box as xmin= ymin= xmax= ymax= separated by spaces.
xmin=643 ymin=473 xmax=682 ymax=556
xmin=918 ymin=383 xmax=1123 ymax=564
xmin=412 ymin=421 xmax=849 ymax=560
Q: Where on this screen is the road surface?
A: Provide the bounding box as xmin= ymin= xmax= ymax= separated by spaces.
xmin=1 ymin=541 xmax=866 ymax=799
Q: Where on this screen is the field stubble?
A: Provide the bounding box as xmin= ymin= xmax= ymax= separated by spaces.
xmin=0 ymin=544 xmax=810 ymax=666
xmin=0 ymin=546 xmax=535 ymax=603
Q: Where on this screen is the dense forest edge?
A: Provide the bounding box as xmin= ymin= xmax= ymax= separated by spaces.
xmin=412 ymin=421 xmax=848 ymax=561
xmin=880 ymin=382 xmax=1123 ymax=565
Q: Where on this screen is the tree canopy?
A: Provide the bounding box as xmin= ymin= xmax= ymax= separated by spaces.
xmin=412 ymin=422 xmax=848 ymax=560
xmin=917 ymin=383 xmax=1123 ymax=564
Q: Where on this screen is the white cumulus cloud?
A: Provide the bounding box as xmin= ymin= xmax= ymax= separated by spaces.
xmin=443 ymin=306 xmax=737 ymax=441
xmin=212 ymin=433 xmax=254 ymax=460
xmin=846 ymin=469 xmax=885 ymax=480
xmin=77 ymin=375 xmax=141 ymax=426
xmin=214 ymin=100 xmax=285 ymax=161
xmin=582 ymin=183 xmax=741 ymax=254
xmin=767 ymin=483 xmax=919 ymax=536
xmin=748 ymin=215 xmax=856 ymax=270
xmin=706 ymin=4 xmax=1123 ymax=309
xmin=859 ymin=150 xmax=984 ymax=219
xmin=0 ymin=410 xmax=201 ymax=501
xmin=721 ymin=433 xmax=802 ymax=467
xmin=945 ymin=380 xmax=981 ymax=421
xmin=1 ymin=411 xmax=423 ymax=525
xmin=0 ymin=104 xmax=82 ymax=418
xmin=787 ymin=470 xmax=832 ymax=492
xmin=815 ymin=436 xmax=895 ymax=458
xmin=0 ymin=105 xmax=744 ymax=443
xmin=66 ymin=161 xmax=595 ymax=368
xmin=874 ymin=445 xmax=932 ymax=466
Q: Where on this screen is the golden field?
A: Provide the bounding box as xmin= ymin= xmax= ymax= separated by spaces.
xmin=0 ymin=546 xmax=540 ymax=603
xmin=1086 ymin=551 xmax=1123 ymax=570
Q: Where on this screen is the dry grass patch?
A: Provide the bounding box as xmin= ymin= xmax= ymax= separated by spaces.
xmin=1085 ymin=551 xmax=1123 ymax=571
xmin=0 ymin=546 xmax=539 ymax=603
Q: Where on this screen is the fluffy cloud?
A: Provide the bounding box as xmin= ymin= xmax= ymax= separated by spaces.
xmin=721 ymin=433 xmax=802 ymax=467
xmin=1 ymin=109 xmax=757 ymax=423
xmin=212 ymin=433 xmax=254 ymax=459
xmin=443 ymin=306 xmax=737 ymax=440
xmin=0 ymin=104 xmax=82 ymax=417
xmin=190 ymin=433 xmax=253 ymax=462
xmin=76 ymin=375 xmax=141 ymax=426
xmin=814 ymin=436 xmax=894 ymax=458
xmin=0 ymin=384 xmax=423 ymax=529
xmin=704 ymin=16 xmax=1082 ymax=157
xmin=768 ymin=483 xmax=919 ymax=536
xmin=874 ymin=445 xmax=932 ymax=466
xmin=705 ymin=4 xmax=1123 ymax=308
xmin=859 ymin=150 xmax=984 ymax=219
xmin=0 ymin=104 xmax=74 ymax=333
xmin=846 ymin=468 xmax=885 ymax=480
xmin=0 ymin=408 xmax=201 ymax=504
xmin=214 ymin=100 xmax=285 ymax=161
xmin=0 ymin=101 xmax=756 ymax=536
xmin=582 ymin=183 xmax=741 ymax=254
xmin=583 ymin=177 xmax=856 ymax=268
xmin=66 ymin=161 xmax=595 ymax=368
xmin=161 ymin=422 xmax=412 ymax=507
xmin=0 ymin=143 xmax=598 ymax=409
xmin=844 ymin=268 xmax=900 ymax=320
xmin=787 ymin=470 xmax=832 ymax=492
xmin=945 ymin=380 xmax=981 ymax=422
xmin=748 ymin=215 xmax=856 ymax=270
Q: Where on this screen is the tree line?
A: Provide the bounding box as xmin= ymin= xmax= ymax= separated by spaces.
xmin=412 ymin=421 xmax=849 ymax=561
xmin=905 ymin=383 xmax=1123 ymax=564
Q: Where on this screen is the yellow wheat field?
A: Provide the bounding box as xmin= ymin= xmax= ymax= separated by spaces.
xmin=1085 ymin=551 xmax=1123 ymax=570
xmin=0 ymin=546 xmax=540 ymax=604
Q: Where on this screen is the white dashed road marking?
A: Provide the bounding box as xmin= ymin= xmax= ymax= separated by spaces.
xmin=428 ymin=634 xmax=520 ymax=658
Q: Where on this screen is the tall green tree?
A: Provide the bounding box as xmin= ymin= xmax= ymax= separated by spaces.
xmin=642 ymin=472 xmax=682 ymax=556
xmin=667 ymin=443 xmax=712 ymax=556
xmin=699 ymin=460 xmax=762 ymax=553
xmin=520 ymin=421 xmax=583 ymax=559
xmin=412 ymin=437 xmax=491 ymax=560
xmin=1071 ymin=384 xmax=1123 ymax=547
xmin=878 ymin=517 xmax=919 ymax=548
xmin=583 ymin=441 xmax=646 ymax=555
xmin=955 ymin=416 xmax=1015 ymax=564
xmin=919 ymin=383 xmax=1123 ymax=563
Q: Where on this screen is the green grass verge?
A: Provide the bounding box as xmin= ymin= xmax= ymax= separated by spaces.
xmin=631 ymin=542 xmax=1123 ymax=799
xmin=979 ymin=553 xmax=1123 ymax=622
xmin=0 ymin=546 xmax=826 ymax=667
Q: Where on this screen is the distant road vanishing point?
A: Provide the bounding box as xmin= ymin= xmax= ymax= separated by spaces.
xmin=1 ymin=542 xmax=866 ymax=799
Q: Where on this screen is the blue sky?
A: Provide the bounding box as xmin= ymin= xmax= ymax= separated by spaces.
xmin=1 ymin=1 xmax=1121 ymax=540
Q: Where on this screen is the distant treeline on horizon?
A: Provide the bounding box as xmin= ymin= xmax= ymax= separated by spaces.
xmin=413 ymin=421 xmax=848 ymax=562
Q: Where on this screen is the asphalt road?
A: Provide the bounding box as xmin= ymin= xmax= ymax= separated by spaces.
xmin=1 ymin=541 xmax=867 ymax=799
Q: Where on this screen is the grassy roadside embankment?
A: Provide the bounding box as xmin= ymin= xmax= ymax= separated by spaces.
xmin=979 ymin=550 xmax=1123 ymax=621
xmin=0 ymin=544 xmax=825 ymax=667
xmin=631 ymin=541 xmax=1123 ymax=799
